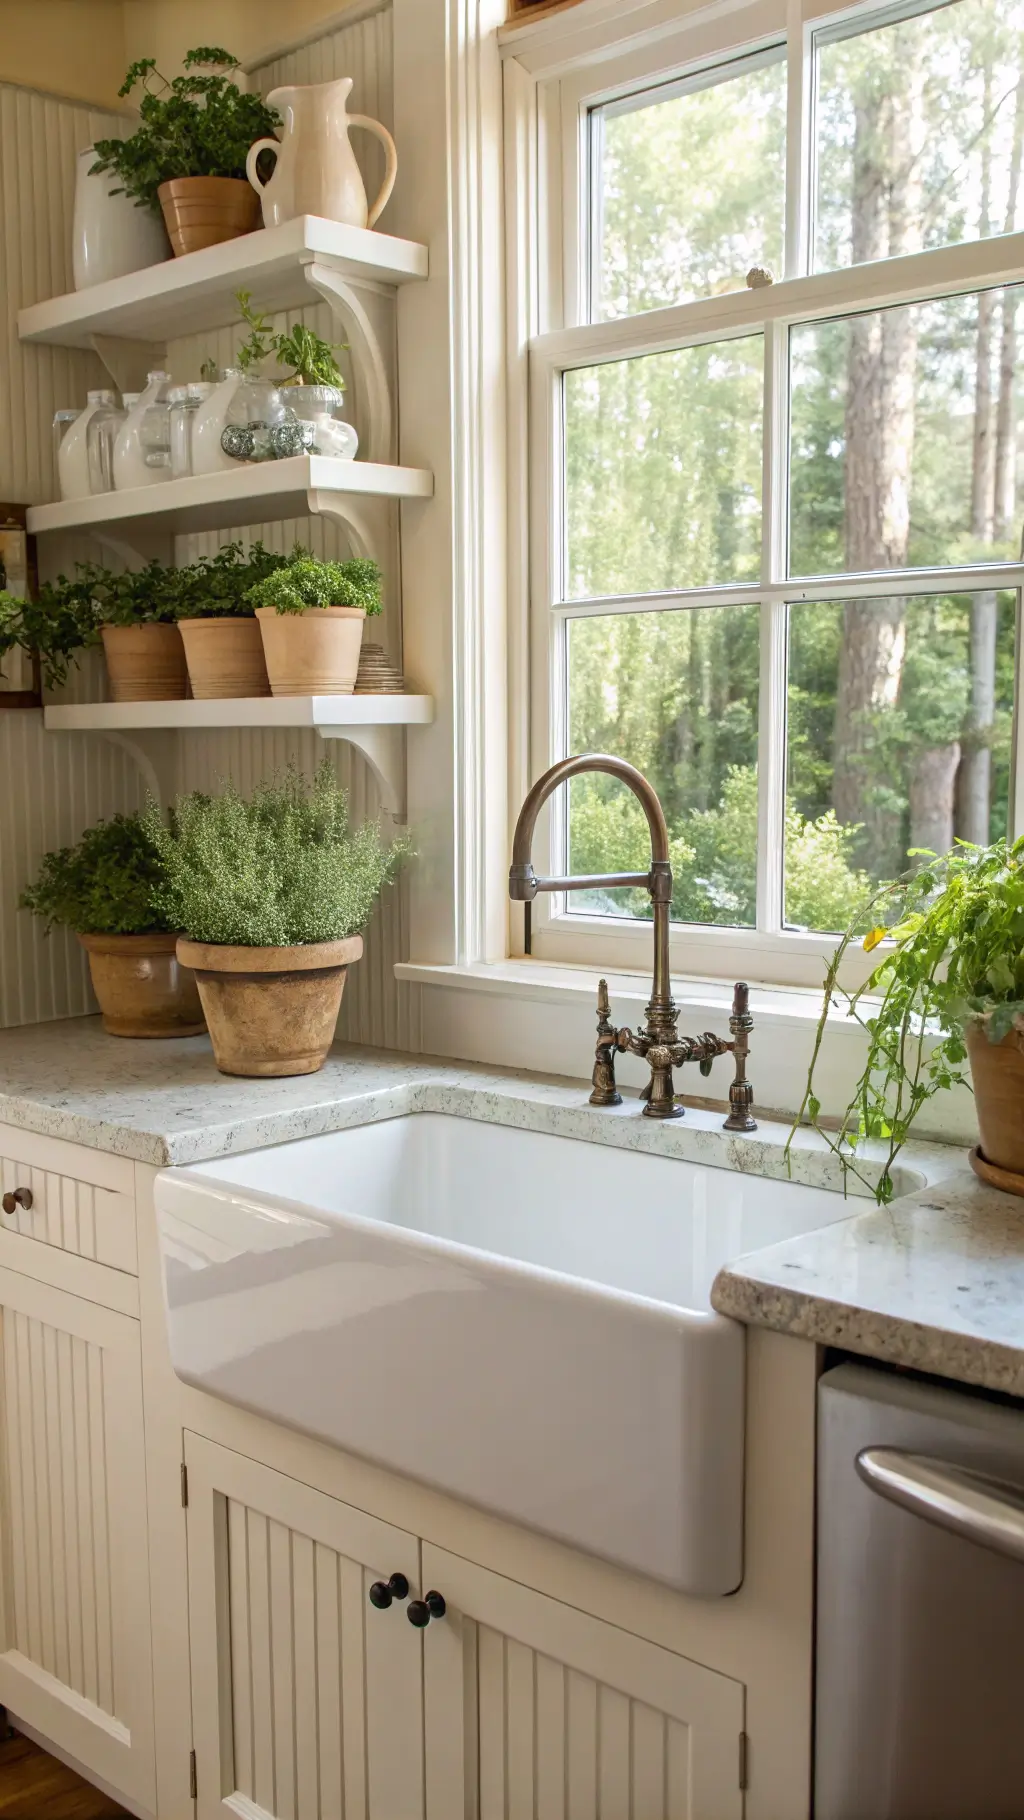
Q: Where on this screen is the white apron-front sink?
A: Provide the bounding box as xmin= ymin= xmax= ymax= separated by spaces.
xmin=155 ymin=1111 xmax=855 ymax=1595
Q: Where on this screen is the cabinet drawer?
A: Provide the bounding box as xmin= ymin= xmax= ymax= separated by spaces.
xmin=0 ymin=1126 xmax=136 ymax=1276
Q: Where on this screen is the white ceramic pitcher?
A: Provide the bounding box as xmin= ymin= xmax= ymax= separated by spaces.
xmin=246 ymin=78 xmax=397 ymax=231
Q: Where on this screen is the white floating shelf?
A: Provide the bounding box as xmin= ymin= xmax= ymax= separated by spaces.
xmin=43 ymin=694 xmax=435 ymax=820
xmin=18 ymin=215 xmax=428 ymax=350
xmin=43 ymin=695 xmax=434 ymax=732
xmin=26 ymin=456 xmax=433 ymax=540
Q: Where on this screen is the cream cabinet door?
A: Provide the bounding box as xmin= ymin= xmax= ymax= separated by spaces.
xmin=0 ymin=1265 xmax=155 ymax=1811
xmin=185 ymin=1434 xmax=425 ymax=1820
xmin=422 ymin=1545 xmax=746 ymax=1820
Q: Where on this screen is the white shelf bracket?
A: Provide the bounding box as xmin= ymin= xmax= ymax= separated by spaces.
xmin=318 ymin=723 xmax=407 ymax=821
xmin=90 ymin=333 xmax=167 ymax=397
xmin=305 ymin=489 xmax=389 ymax=566
xmin=56 ymin=728 xmax=179 ymax=809
xmin=304 ymin=261 xmax=394 ymax=464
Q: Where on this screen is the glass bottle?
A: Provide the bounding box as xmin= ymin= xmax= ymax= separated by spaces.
xmin=167 ymin=382 xmax=215 ymax=480
xmin=112 ymin=370 xmax=173 ymax=490
xmin=57 ymin=390 xmax=117 ymax=499
xmin=86 ymin=394 xmax=126 ymax=494
xmin=52 ymin=409 xmax=80 ymax=484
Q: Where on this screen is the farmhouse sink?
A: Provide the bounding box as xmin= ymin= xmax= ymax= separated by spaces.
xmin=155 ymin=1110 xmax=857 ymax=1595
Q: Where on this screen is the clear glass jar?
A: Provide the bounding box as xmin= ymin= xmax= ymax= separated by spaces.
xmin=52 ymin=409 xmax=80 ymax=474
xmin=86 ymin=393 xmax=126 ymax=493
xmin=113 ymin=370 xmax=173 ymax=490
xmin=271 ymin=384 xmax=358 ymax=460
xmin=220 ymin=375 xmax=288 ymax=463
xmin=167 ymin=382 xmax=214 ymax=480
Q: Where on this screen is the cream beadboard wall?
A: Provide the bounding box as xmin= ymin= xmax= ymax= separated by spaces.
xmin=0 ymin=1 xmax=414 ymax=1048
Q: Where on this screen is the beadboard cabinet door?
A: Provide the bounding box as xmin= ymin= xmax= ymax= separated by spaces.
xmin=422 ymin=1544 xmax=746 ymax=1820
xmin=185 ymin=1434 xmax=425 ymax=1820
xmin=0 ymin=1265 xmax=156 ymax=1812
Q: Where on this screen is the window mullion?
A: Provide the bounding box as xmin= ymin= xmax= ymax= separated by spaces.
xmin=757 ymin=318 xmax=790 ymax=936
xmin=785 ymin=0 xmax=811 ymax=279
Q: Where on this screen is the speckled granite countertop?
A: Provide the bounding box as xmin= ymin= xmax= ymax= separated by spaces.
xmin=712 ymin=1173 xmax=1024 ymax=1396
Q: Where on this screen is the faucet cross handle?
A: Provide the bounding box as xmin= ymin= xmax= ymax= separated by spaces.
xmin=589 ymin=978 xmax=623 ymax=1108
xmin=723 ymin=981 xmax=757 ymax=1132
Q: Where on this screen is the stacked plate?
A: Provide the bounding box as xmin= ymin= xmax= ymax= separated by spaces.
xmin=355 ymin=642 xmax=406 ymax=694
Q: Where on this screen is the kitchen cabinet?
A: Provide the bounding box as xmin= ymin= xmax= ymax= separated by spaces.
xmin=184 ymin=1434 xmax=746 ymax=1820
xmin=0 ymin=1263 xmax=155 ymax=1812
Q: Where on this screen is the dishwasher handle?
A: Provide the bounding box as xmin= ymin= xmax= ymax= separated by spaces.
xmin=856 ymin=1447 xmax=1024 ymax=1564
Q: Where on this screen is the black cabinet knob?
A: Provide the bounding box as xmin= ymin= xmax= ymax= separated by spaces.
xmin=368 ymin=1572 xmax=410 ymax=1610
xmin=1 ymin=1188 xmax=32 ymax=1216
xmin=407 ymin=1591 xmax=446 ymax=1628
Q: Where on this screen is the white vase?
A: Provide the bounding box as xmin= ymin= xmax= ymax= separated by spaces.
xmin=72 ymin=146 xmax=170 ymax=290
xmin=191 ymin=369 xmax=247 ymax=476
xmin=57 ymin=390 xmax=116 ymax=499
xmin=113 ymin=370 xmax=172 ymax=490
xmin=245 ymin=78 xmax=398 ymax=231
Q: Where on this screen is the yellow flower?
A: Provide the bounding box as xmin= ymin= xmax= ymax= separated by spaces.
xmin=863 ymin=926 xmax=887 ymax=952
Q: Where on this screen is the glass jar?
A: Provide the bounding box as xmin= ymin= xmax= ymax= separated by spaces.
xmin=52 ymin=409 xmax=80 ymax=476
xmin=113 ymin=370 xmax=173 ymax=490
xmin=57 ymin=390 xmax=117 ymax=499
xmin=271 ymin=384 xmax=358 ymax=460
xmin=86 ymin=394 xmax=126 ymax=493
xmin=167 ymin=382 xmax=214 ymax=480
xmin=220 ymin=375 xmax=288 ymax=463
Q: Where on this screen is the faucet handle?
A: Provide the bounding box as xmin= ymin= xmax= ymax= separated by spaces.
xmin=724 ymin=981 xmax=757 ymax=1132
xmin=589 ymin=978 xmax=623 ymax=1108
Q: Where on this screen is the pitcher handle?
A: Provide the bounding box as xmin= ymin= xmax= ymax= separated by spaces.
xmin=347 ymin=115 xmax=398 ymax=228
xmin=245 ymin=137 xmax=280 ymax=194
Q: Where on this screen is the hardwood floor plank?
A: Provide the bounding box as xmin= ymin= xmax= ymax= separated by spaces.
xmin=0 ymin=1729 xmax=129 ymax=1818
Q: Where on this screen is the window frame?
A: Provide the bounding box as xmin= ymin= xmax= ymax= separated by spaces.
xmin=511 ymin=0 xmax=1024 ymax=990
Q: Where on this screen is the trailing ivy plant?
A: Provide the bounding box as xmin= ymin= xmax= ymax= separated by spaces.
xmin=145 ymin=761 xmax=409 ymax=947
xmin=787 ymin=837 xmax=1024 ymax=1204
xmin=0 ymin=582 xmax=99 ymax=689
xmin=20 ymin=813 xmax=174 ymax=935
xmin=245 ymin=555 xmax=382 ymax=616
xmin=90 ymin=49 xmax=280 ymax=215
xmin=174 ymin=541 xmax=291 ymax=619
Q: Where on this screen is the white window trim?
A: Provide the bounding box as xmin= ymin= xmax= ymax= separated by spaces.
xmin=503 ymin=0 xmax=1024 ymax=994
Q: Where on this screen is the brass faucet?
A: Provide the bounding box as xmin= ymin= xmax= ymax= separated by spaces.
xmin=509 ymin=754 xmax=756 ymax=1130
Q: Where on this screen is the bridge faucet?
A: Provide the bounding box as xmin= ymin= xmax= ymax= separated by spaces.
xmin=509 ymin=754 xmax=756 ymax=1129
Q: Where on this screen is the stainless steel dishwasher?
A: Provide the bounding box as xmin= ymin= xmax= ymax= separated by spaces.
xmin=816 ymin=1360 xmax=1024 ymax=1820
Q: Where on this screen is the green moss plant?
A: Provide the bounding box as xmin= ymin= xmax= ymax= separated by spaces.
xmin=20 ymin=814 xmax=173 ymax=936
xmin=245 ymin=555 xmax=382 ymax=616
xmin=145 ymin=762 xmax=408 ymax=948
xmin=787 ymin=837 xmax=1024 ymax=1203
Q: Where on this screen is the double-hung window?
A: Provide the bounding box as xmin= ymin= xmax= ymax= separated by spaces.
xmin=521 ymin=0 xmax=1024 ymax=988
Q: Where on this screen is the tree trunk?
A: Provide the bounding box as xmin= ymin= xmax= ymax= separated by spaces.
xmin=910 ymin=743 xmax=961 ymax=856
xmin=833 ymin=60 xmax=924 ymax=873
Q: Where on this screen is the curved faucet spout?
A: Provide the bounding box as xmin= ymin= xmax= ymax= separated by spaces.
xmin=509 ymin=753 xmax=670 ymax=899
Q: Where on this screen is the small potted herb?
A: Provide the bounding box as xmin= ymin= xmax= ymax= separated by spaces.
xmin=75 ymin=560 xmax=189 ymax=701
xmin=90 ymin=49 xmax=280 ymax=258
xmin=246 ymin=554 xmax=382 ymax=694
xmin=791 ymin=837 xmax=1024 ymax=1202
xmin=148 ymin=764 xmax=407 ymax=1076
xmin=0 ymin=582 xmax=99 ymax=696
xmin=226 ymin=294 xmax=355 ymax=460
xmin=176 ymin=542 xmax=289 ymax=698
xmin=21 ymin=814 xmax=205 ymax=1038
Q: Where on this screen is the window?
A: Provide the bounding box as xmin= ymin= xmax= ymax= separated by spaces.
xmin=521 ymin=0 xmax=1024 ymax=985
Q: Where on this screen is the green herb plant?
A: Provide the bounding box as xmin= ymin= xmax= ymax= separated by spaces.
xmin=174 ymin=541 xmax=290 ymax=619
xmin=74 ymin=558 xmax=186 ymax=626
xmin=234 ymin=290 xmax=346 ymax=390
xmin=20 ymin=814 xmax=173 ymax=935
xmin=787 ymin=837 xmax=1024 ymax=1204
xmin=146 ymin=761 xmax=409 ymax=947
xmin=0 ymin=582 xmax=99 ymax=690
xmin=245 ymin=555 xmax=382 ymax=616
xmin=90 ymin=49 xmax=280 ymax=215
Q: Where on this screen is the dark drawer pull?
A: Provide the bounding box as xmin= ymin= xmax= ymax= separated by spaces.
xmin=407 ymin=1591 xmax=446 ymax=1628
xmin=368 ymin=1573 xmax=410 ymax=1610
xmin=2 ymin=1188 xmax=32 ymax=1216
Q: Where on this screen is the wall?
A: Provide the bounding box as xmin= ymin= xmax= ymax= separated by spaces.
xmin=0 ymin=3 xmax=412 ymax=1046
xmin=0 ymin=4 xmax=127 ymax=110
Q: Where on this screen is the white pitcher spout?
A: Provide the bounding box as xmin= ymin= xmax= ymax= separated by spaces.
xmin=266 ymin=76 xmax=354 ymax=111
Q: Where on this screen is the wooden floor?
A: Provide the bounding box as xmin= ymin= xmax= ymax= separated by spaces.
xmin=0 ymin=1730 xmax=129 ymax=1819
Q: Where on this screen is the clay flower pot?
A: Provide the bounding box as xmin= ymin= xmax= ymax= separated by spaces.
xmin=256 ymin=606 xmax=366 ymax=696
xmin=158 ymin=176 xmax=260 ymax=257
xmin=176 ymin=935 xmax=363 ymax=1077
xmin=178 ymin=617 xmax=270 ymax=699
xmin=79 ymin=932 xmax=205 ymax=1038
xmin=101 ymin=623 xmax=188 ymax=702
xmin=965 ymin=1021 xmax=1024 ymax=1187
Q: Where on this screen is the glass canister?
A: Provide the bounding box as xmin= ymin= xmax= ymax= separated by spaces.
xmin=52 ymin=409 xmax=81 ymax=476
xmin=57 ymin=389 xmax=117 ymax=499
xmin=86 ymin=394 xmax=127 ymax=493
xmin=271 ymin=384 xmax=358 ymax=460
xmin=113 ymin=370 xmax=173 ymax=489
xmin=220 ymin=376 xmax=288 ymax=463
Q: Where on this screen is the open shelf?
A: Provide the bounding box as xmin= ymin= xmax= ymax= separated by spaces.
xmin=43 ymin=695 xmax=434 ymax=733
xmin=17 ymin=216 xmax=428 ymax=350
xmin=26 ymin=456 xmax=433 ymax=541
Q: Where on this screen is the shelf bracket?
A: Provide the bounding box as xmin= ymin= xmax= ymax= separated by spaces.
xmin=305 ymin=490 xmax=389 ymax=566
xmin=49 ymin=728 xmax=180 ymax=809
xmin=90 ymin=334 xmax=167 ymax=397
xmin=317 ymin=723 xmax=407 ymax=821
xmin=304 ymin=262 xmax=394 ymax=465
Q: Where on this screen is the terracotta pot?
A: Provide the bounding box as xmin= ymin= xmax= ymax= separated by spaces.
xmin=256 ymin=606 xmax=365 ymax=696
xmin=178 ymin=616 xmax=271 ymax=699
xmin=177 ymin=935 xmax=363 ymax=1077
xmin=158 ymin=176 xmax=260 ymax=257
xmin=965 ymin=1021 xmax=1024 ymax=1180
xmin=101 ymin=623 xmax=188 ymax=702
xmin=79 ymin=932 xmax=205 ymax=1039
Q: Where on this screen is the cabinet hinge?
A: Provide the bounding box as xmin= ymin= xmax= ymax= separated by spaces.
xmin=181 ymin=1462 xmax=189 ymax=1508
xmin=739 ymin=1730 xmax=750 ymax=1792
xmin=189 ymin=1748 xmax=197 ymax=1799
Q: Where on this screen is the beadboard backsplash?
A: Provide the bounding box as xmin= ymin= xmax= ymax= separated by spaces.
xmin=0 ymin=3 xmax=415 ymax=1050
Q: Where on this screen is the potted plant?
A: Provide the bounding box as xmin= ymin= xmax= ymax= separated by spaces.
xmin=176 ymin=542 xmax=289 ymax=698
xmin=20 ymin=814 xmax=205 ymax=1038
xmin=75 ymin=559 xmax=189 ymax=701
xmin=246 ymin=555 xmax=382 ymax=694
xmin=790 ymin=837 xmax=1024 ymax=1202
xmin=90 ymin=49 xmax=280 ymax=257
xmin=148 ymin=763 xmax=408 ymax=1076
xmin=0 ymin=581 xmax=99 ymax=698
xmin=222 ymin=293 xmax=355 ymax=460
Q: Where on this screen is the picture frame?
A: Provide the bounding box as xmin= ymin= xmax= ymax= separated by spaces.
xmin=0 ymin=503 xmax=41 ymax=710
